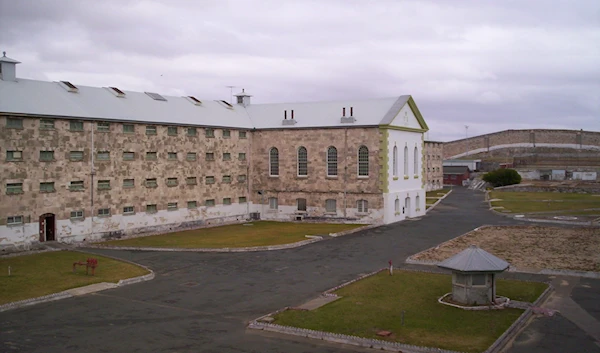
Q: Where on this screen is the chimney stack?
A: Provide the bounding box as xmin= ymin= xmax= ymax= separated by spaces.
xmin=0 ymin=52 xmax=21 ymax=82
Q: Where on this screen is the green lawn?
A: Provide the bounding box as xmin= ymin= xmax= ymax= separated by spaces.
xmin=490 ymin=191 xmax=600 ymax=213
xmin=274 ymin=270 xmax=547 ymax=353
xmin=0 ymin=251 xmax=149 ymax=305
xmin=99 ymin=221 xmax=366 ymax=248
xmin=426 ymin=189 xmax=450 ymax=198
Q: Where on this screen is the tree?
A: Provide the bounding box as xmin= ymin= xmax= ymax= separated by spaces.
xmin=482 ymin=168 xmax=522 ymax=187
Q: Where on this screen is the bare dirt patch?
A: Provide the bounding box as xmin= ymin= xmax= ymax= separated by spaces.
xmin=411 ymin=225 xmax=600 ymax=272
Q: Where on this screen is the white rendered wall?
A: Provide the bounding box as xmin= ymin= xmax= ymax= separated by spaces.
xmin=384 ymin=128 xmax=426 ymax=224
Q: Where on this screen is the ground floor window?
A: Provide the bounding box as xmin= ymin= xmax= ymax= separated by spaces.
xmin=269 ymin=197 xmax=278 ymax=210
xmin=325 ymin=199 xmax=336 ymax=213
xmin=395 ymin=198 xmax=400 ymax=213
xmin=357 ymin=199 xmax=368 ymax=213
xmin=297 ymin=198 xmax=307 ymax=211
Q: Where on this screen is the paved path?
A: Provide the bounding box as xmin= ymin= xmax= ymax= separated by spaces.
xmin=1 ymin=188 xmax=599 ymax=353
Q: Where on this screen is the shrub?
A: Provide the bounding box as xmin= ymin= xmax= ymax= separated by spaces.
xmin=483 ymin=168 xmax=522 ymax=187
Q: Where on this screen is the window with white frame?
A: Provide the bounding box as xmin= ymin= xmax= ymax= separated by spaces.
xmin=416 ymin=195 xmax=420 ymax=210
xmin=70 ymin=210 xmax=84 ymax=219
xmin=404 ymin=146 xmax=408 ymax=176
xmin=357 ymin=199 xmax=368 ymax=213
xmin=414 ymin=146 xmax=418 ymax=175
xmin=297 ymin=146 xmax=308 ymax=176
xmin=269 ymin=147 xmax=279 ymax=176
xmin=269 ymin=197 xmax=278 ymax=210
xmin=123 ymin=206 xmax=135 ymax=215
xmin=358 ymin=146 xmax=369 ymax=176
xmin=393 ymin=146 xmax=398 ymax=177
xmin=98 ymin=208 xmax=110 ymax=217
xmin=297 ymin=198 xmax=307 ymax=211
xmin=327 ymin=146 xmax=337 ymax=176
xmin=146 ymin=204 xmax=158 ymax=213
xmin=8 ymin=215 xmax=24 ymax=225
xmin=325 ymin=199 xmax=336 ymax=213
xmin=395 ymin=198 xmax=400 ymax=213
xmin=167 ymin=202 xmax=178 ymax=211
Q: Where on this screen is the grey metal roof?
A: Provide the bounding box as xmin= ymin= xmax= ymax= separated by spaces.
xmin=0 ymin=76 xmax=424 ymax=130
xmin=437 ymin=245 xmax=509 ymax=272
xmin=0 ymin=52 xmax=21 ymax=64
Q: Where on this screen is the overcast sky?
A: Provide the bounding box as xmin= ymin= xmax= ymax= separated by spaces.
xmin=1 ymin=0 xmax=598 ymax=141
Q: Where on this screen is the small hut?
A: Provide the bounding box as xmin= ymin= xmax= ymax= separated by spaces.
xmin=437 ymin=245 xmax=509 ymax=306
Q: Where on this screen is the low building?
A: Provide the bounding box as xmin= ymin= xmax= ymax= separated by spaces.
xmin=443 ymin=166 xmax=470 ymax=186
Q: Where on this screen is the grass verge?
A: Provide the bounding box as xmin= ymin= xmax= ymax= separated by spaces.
xmin=274 ymin=270 xmax=547 ymax=353
xmin=99 ymin=221 xmax=366 ymax=248
xmin=0 ymin=251 xmax=149 ymax=305
xmin=426 ymin=189 xmax=450 ymax=198
xmin=490 ymin=191 xmax=600 ymax=213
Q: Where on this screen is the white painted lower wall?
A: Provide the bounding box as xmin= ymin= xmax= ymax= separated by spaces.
xmin=255 ymin=204 xmax=384 ymax=224
xmin=0 ymin=203 xmax=253 ymax=251
xmin=383 ymin=188 xmax=426 ymax=224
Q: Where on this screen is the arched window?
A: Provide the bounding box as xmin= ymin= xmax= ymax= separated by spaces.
xmin=394 ymin=198 xmax=400 ymax=213
xmin=414 ymin=146 xmax=419 ymax=176
xmin=416 ymin=195 xmax=420 ymax=210
xmin=297 ymin=146 xmax=308 ymax=176
xmin=403 ymin=146 xmax=408 ymax=176
xmin=327 ymin=146 xmax=338 ymax=176
xmin=358 ymin=146 xmax=369 ymax=176
xmin=269 ymin=147 xmax=279 ymax=176
xmin=393 ymin=146 xmax=398 ymax=177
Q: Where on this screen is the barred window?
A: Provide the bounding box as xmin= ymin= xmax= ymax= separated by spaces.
xmin=186 ymin=177 xmax=197 ymax=185
xmin=357 ymin=199 xmax=368 ymax=213
xmin=223 ymin=152 xmax=231 ymax=161
xmin=70 ymin=210 xmax=84 ymax=219
xmin=146 ymin=152 xmax=157 ymax=160
xmin=327 ymin=146 xmax=337 ymax=176
xmin=123 ymin=124 xmax=135 ymax=134
xmin=238 ymin=152 xmax=246 ymax=161
xmin=98 ymin=180 xmax=111 ymax=189
xmin=205 ymin=152 xmax=215 ymax=161
xmin=166 ymin=177 xmax=178 ymax=187
xmin=123 ymin=152 xmax=135 ymax=160
xmin=97 ymin=122 xmax=110 ymax=132
xmin=146 ymin=204 xmax=158 ymax=213
xmin=40 ymin=182 xmax=55 ymax=193
xmin=325 ymin=199 xmax=336 ymax=212
xmin=223 ymin=197 xmax=232 ymax=205
xmin=186 ymin=152 xmax=197 ymax=161
xmin=269 ymin=147 xmax=279 ymax=176
xmin=146 ymin=126 xmax=157 ymax=135
xmin=40 ymin=151 xmax=54 ymax=161
xmin=222 ymin=129 xmax=231 ymax=138
xmin=8 ymin=215 xmax=24 ymax=225
xmin=7 ymin=151 xmax=23 ymax=161
xmin=297 ymin=198 xmax=307 ymax=211
xmin=393 ymin=146 xmax=398 ymax=177
xmin=145 ymin=178 xmax=158 ymax=188
xmin=123 ymin=179 xmax=135 ymax=188
xmin=205 ymin=199 xmax=215 ymax=207
xmin=97 ymin=151 xmax=110 ymax=161
xmin=40 ymin=119 xmax=55 ymax=129
xmin=167 ymin=202 xmax=178 ymax=211
xmin=205 ymin=176 xmax=215 ymax=184
xmin=187 ymin=201 xmax=197 ymax=209
xmin=358 ymin=146 xmax=369 ymax=176
xmin=98 ymin=208 xmax=110 ymax=216
xmin=167 ymin=126 xmax=178 ymax=136
xmin=7 ymin=117 xmax=23 ymax=129
xmin=168 ymin=152 xmax=178 ymax=160
xmin=123 ymin=206 xmax=135 ymax=215
xmin=187 ymin=127 xmax=197 ymax=136
xmin=239 ymin=131 xmax=247 ymax=139
xmin=70 ymin=121 xmax=83 ymax=131
xmin=238 ymin=197 xmax=247 ymax=203
xmin=297 ymin=146 xmax=307 ymax=176
xmin=222 ymin=175 xmax=231 ymax=183
xmin=237 ymin=174 xmax=247 ymax=183
xmin=269 ymin=197 xmax=278 ymax=210
xmin=205 ymin=128 xmax=215 ymax=137
xmin=69 ymin=181 xmax=84 ymax=191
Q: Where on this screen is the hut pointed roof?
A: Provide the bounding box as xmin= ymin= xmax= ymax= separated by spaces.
xmin=437 ymin=245 xmax=509 ymax=272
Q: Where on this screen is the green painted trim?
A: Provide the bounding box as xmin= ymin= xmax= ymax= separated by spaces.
xmin=404 ymin=175 xmax=409 ymax=180
xmin=379 ymin=125 xmax=427 ymax=133
xmin=407 ymin=96 xmax=429 ymax=131
xmin=378 ymin=128 xmax=389 ymax=193
xmin=393 ymin=176 xmax=399 ymax=180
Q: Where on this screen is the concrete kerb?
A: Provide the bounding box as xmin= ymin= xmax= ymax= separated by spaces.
xmin=0 ymin=249 xmax=155 ymax=313
xmin=485 ymin=190 xmax=600 ymax=227
xmin=425 ymin=189 xmax=453 ymax=213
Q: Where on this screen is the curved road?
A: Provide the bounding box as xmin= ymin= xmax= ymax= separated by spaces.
xmin=2 ymin=188 xmax=599 ymax=352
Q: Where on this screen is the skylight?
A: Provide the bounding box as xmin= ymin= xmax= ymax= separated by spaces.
xmin=110 ymin=87 xmax=125 ymax=96
xmin=188 ymin=96 xmax=202 ymax=104
xmin=145 ymin=92 xmax=167 ymax=101
xmin=219 ymin=100 xmax=233 ymax=108
xmin=59 ymin=81 xmax=78 ymax=93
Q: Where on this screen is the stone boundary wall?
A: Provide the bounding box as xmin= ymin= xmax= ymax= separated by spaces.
xmin=444 ymin=129 xmax=600 ymax=159
xmin=493 ymin=184 xmax=600 ymax=194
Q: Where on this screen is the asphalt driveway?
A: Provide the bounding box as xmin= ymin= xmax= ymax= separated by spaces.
xmin=1 ymin=187 xmax=598 ymax=353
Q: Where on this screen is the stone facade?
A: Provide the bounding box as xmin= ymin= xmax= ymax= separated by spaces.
xmin=0 ymin=115 xmax=251 ymax=249
xmin=424 ymin=141 xmax=443 ymax=191
xmin=251 ymin=128 xmax=384 ymax=223
xmin=444 ymin=129 xmax=600 ymax=159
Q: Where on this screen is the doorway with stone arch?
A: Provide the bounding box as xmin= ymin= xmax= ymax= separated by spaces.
xmin=39 ymin=213 xmax=56 ymax=242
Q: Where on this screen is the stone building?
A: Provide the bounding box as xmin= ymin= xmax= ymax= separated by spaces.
xmin=424 ymin=141 xmax=443 ymax=191
xmin=0 ymin=54 xmax=429 ymax=250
